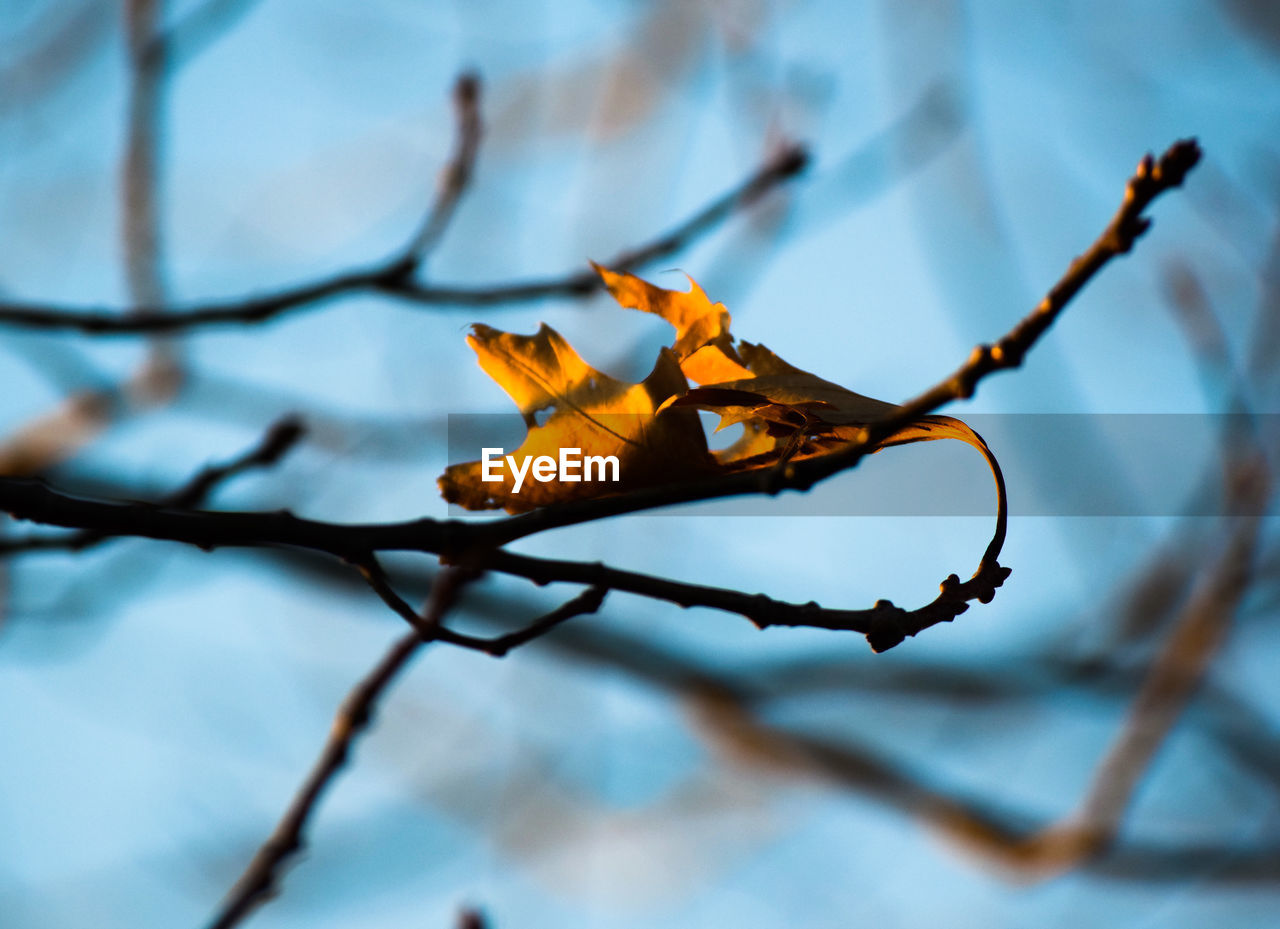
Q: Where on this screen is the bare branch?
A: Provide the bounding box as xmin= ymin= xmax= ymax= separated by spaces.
xmin=355 ymin=553 xmax=460 ymax=638
xmin=384 ymin=141 xmax=810 ymax=306
xmin=0 ymin=141 xmax=1200 ymax=651
xmin=0 ymin=469 xmax=995 ymax=651
xmin=357 ymin=553 xmax=606 ymax=656
xmin=1065 ymin=457 xmax=1268 ymax=853
xmin=122 ymin=0 xmax=167 ymax=312
xmin=0 ymin=476 xmax=446 ymax=555
xmin=206 ymin=563 xmax=605 ymax=926
xmin=880 ymin=139 xmax=1204 ymax=424
xmin=0 ymin=390 xmax=114 ymax=477
xmin=435 ymin=584 xmax=608 ymax=657
xmin=400 ymin=72 xmax=484 ymax=265
xmin=205 ymin=567 xmax=472 ymax=929
xmin=685 ymin=476 xmax=1265 ymax=876
xmin=0 ymin=144 xmax=808 ymax=334
xmin=123 ymin=0 xmax=185 ymax=393
xmin=0 ymin=415 xmax=304 ymax=556
xmin=467 ymin=549 xmax=1002 ymax=654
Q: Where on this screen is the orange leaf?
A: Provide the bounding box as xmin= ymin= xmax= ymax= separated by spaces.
xmin=440 ymin=266 xmax=1005 ymax=523
xmin=438 ymin=323 xmax=714 ymax=512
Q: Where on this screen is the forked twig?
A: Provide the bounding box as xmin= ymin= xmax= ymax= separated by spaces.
xmin=205 ymin=568 xmax=471 ymax=929
xmin=207 ymin=562 xmax=605 ymax=928
xmin=0 ymin=415 xmax=304 ymax=556
xmin=0 ymin=142 xmax=807 ymax=333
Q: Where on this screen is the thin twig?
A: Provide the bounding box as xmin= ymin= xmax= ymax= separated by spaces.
xmin=401 ymin=72 xmax=484 ymax=264
xmin=0 ymin=145 xmax=808 ymax=334
xmin=207 ymin=563 xmax=605 ymax=927
xmin=384 ymin=140 xmax=808 ymax=306
xmin=205 ymin=567 xmax=472 ymax=929
xmin=123 ymin=0 xmax=185 ymax=395
xmin=0 ymin=415 xmax=304 ymax=556
xmin=355 ymin=554 xmax=455 ymax=638
xmin=0 ymin=390 xmax=114 ymax=477
xmin=122 ymin=0 xmax=167 ymax=312
xmin=466 ymin=548 xmax=996 ymax=653
xmin=436 ymin=584 xmax=607 ymax=657
xmin=358 ymin=553 xmax=606 ymax=656
xmin=867 ymin=140 xmax=1204 ymax=437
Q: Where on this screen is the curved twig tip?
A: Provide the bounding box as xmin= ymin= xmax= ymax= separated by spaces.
xmin=1158 ymin=138 xmax=1202 ymax=185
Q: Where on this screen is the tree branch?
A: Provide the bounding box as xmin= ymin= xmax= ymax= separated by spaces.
xmin=439 ymin=584 xmax=607 ymax=657
xmin=206 ymin=565 xmax=606 ymax=928
xmin=0 ymin=143 xmax=808 ymax=334
xmin=0 ymin=140 xmax=1200 ymax=651
xmin=466 ymin=549 xmax=1001 ymax=653
xmin=0 ymin=415 xmax=304 ymax=556
xmin=205 ymin=567 xmax=472 ymax=929
xmin=123 ymin=0 xmax=185 ymax=394
xmin=358 ymin=555 xmax=607 ymax=656
xmin=400 ymin=73 xmax=484 ymax=267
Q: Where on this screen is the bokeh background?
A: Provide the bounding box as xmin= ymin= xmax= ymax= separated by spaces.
xmin=2 ymin=1 xmax=1279 ymax=927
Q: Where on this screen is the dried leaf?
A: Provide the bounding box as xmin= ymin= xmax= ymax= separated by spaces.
xmin=438 ymin=323 xmax=715 ymax=512
xmin=592 ymin=261 xmax=750 ymax=385
xmin=599 ymin=265 xmax=994 ymax=469
xmin=440 ymin=267 xmax=1005 ymax=527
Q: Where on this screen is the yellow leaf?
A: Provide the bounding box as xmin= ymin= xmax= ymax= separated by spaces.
xmin=600 ymin=268 xmax=986 ymax=466
xmin=593 ymin=261 xmax=751 ymax=385
xmin=440 ymin=267 xmax=1005 ymax=526
xmin=438 ymin=323 xmax=714 ymax=512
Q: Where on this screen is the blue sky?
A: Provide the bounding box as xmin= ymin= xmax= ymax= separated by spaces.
xmin=2 ymin=2 xmax=1279 ymax=927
